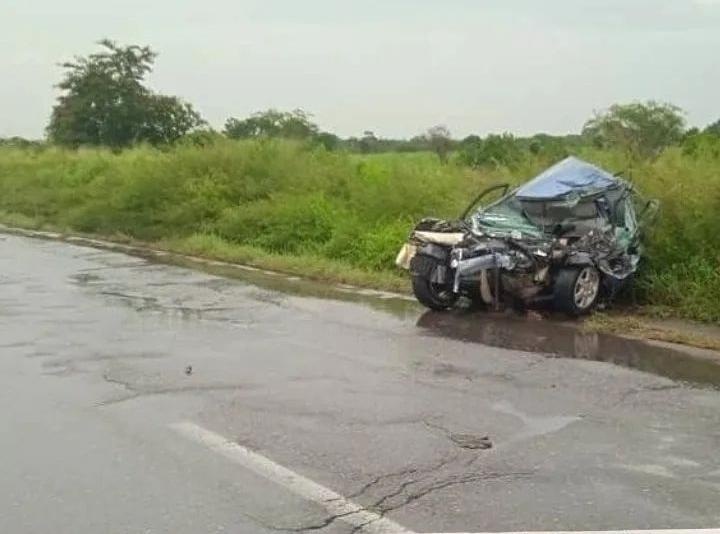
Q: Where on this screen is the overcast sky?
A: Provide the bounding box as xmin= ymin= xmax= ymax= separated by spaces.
xmin=2 ymin=0 xmax=719 ymax=139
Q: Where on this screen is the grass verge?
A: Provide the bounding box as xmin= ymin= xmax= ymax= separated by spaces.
xmin=162 ymin=233 xmax=409 ymax=293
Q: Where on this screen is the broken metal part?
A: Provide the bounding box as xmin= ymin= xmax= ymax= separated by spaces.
xmin=395 ymin=243 xmax=417 ymax=269
xmin=480 ymin=270 xmax=492 ymax=304
xmin=452 ymin=252 xmax=512 ymax=293
xmin=401 ymin=156 xmax=656 ymax=312
xmin=414 ymin=231 xmax=465 ymax=246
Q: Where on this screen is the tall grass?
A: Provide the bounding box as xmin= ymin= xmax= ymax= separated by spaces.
xmin=0 ymin=138 xmax=718 ymax=322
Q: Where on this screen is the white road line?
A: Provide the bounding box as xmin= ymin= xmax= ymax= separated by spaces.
xmin=172 ymin=422 xmax=720 ymax=534
xmin=442 ymin=532 xmax=720 ymax=534
xmin=170 ymin=421 xmax=413 ymax=534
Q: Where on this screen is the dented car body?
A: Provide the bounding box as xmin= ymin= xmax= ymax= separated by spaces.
xmin=397 ymin=157 xmax=658 ymax=315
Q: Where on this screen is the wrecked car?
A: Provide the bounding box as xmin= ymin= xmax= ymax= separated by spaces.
xmin=396 ymin=157 xmax=658 ymax=315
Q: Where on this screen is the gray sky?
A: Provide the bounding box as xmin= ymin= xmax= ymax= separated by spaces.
xmin=2 ymin=0 xmax=719 ymax=139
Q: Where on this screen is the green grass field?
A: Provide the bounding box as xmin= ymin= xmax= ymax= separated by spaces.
xmin=1 ymin=138 xmax=719 ymax=322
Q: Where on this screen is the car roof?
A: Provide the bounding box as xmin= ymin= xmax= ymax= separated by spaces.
xmin=515 ymin=156 xmax=621 ymax=201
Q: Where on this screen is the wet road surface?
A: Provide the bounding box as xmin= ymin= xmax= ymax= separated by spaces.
xmin=1 ymin=234 xmax=720 ymax=533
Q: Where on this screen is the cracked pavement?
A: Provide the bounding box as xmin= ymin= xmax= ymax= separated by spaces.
xmin=2 ymin=234 xmax=720 ymax=533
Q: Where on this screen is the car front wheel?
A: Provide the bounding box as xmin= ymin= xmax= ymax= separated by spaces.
xmin=412 ymin=275 xmax=457 ymax=311
xmin=554 ymin=266 xmax=600 ymax=316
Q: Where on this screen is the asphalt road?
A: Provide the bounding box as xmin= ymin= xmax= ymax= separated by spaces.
xmin=1 ymin=233 xmax=720 ymax=534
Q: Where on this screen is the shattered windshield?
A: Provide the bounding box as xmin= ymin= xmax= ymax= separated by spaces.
xmin=474 ymin=193 xmax=613 ymax=239
xmin=473 ymin=197 xmax=544 ymax=238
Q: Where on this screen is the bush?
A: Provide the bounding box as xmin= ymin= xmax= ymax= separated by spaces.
xmin=214 ymin=193 xmax=338 ymax=253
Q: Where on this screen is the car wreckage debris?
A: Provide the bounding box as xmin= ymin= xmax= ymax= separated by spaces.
xmin=397 ymin=156 xmax=658 ymax=316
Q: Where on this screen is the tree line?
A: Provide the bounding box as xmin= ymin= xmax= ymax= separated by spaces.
xmin=4 ymin=40 xmax=720 ymax=165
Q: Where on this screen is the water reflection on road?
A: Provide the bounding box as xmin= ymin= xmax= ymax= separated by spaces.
xmin=416 ymin=309 xmax=720 ymax=389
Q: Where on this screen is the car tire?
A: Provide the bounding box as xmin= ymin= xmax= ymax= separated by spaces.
xmin=554 ymin=266 xmax=600 ymax=316
xmin=412 ymin=275 xmax=457 ymax=311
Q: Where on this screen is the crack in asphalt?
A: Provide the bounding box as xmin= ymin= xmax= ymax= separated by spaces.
xmin=347 ymin=469 xmax=532 ymax=534
xmin=343 ymin=466 xmax=420 ymax=501
xmin=616 ymin=383 xmax=682 ymax=405
xmin=98 ymin=290 xmax=232 ymax=316
xmin=276 ymin=451 xmax=532 ymax=533
xmin=271 ymin=456 xmax=457 ymax=533
xmin=423 ymin=418 xmax=454 ymax=438
xmin=0 ymin=341 xmax=35 ymax=348
xmin=280 ymin=510 xmax=362 ymax=532
xmin=373 ymin=469 xmax=531 ymax=514
xmin=99 ymin=372 xmax=251 ymax=405
xmin=228 ymin=402 xmax=428 ymax=429
xmin=256 ymin=417 xmax=527 ymax=533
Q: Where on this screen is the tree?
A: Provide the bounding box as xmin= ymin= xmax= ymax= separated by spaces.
xmin=457 ymin=135 xmax=482 ymax=167
xmin=581 ymin=101 xmax=686 ymax=158
xmin=177 ymin=127 xmax=225 ymax=147
xmin=224 ymin=109 xmax=319 ymax=139
xmin=0 ymin=136 xmax=44 ymax=149
xmin=527 ymin=133 xmax=570 ymax=161
xmin=457 ymin=133 xmax=525 ymax=168
xmin=47 ymin=40 xmax=203 ymax=148
xmin=358 ymin=130 xmax=378 ymax=153
xmin=705 ymin=119 xmax=720 ymax=136
xmin=422 ymin=125 xmax=453 ymax=163
xmin=314 ymin=131 xmax=341 ymax=151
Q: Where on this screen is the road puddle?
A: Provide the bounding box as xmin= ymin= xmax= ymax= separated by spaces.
xmin=416 ymin=310 xmax=720 ymax=388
